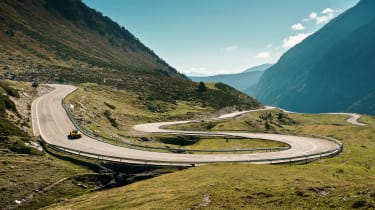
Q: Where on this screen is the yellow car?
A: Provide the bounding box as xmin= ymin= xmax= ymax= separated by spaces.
xmin=68 ymin=130 xmax=82 ymax=139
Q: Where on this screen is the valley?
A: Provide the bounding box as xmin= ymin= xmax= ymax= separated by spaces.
xmin=0 ymin=0 xmax=374 ymax=209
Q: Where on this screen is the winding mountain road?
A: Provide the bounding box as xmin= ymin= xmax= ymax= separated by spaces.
xmin=275 ymin=107 xmax=367 ymax=126
xmin=31 ymin=84 xmax=362 ymax=166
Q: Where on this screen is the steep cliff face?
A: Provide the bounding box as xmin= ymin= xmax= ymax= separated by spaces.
xmin=255 ymin=0 xmax=375 ymax=114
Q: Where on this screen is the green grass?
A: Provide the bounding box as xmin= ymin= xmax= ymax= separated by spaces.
xmin=183 ymin=138 xmax=287 ymax=151
xmin=168 ymin=109 xmax=350 ymax=135
xmin=64 ymin=83 xmax=261 ymax=153
xmin=64 ymin=83 xmax=247 ymax=137
xmin=0 ymin=149 xmax=101 ymax=209
xmin=0 ymin=80 xmax=184 ymax=209
xmin=62 ymin=86 xmax=284 ymax=153
xmin=130 ymin=135 xmax=288 ymax=153
xmin=45 ymin=112 xmax=375 ymax=209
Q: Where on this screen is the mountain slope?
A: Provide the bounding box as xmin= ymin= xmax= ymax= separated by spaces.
xmin=0 ymin=0 xmax=178 ymax=76
xmin=190 ymin=64 xmax=271 ymax=95
xmin=0 ymin=0 xmax=261 ymax=113
xmin=255 ymin=0 xmax=375 ymax=114
xmin=243 ymin=64 xmax=272 ymax=73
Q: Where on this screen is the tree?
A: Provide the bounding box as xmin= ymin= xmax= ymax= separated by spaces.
xmin=197 ymin=82 xmax=207 ymax=92
xmin=31 ymin=81 xmax=39 ymax=88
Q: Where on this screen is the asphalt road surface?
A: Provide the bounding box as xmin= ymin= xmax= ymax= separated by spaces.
xmin=32 ymin=84 xmax=359 ymax=166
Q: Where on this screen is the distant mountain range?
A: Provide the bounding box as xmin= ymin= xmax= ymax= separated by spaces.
xmin=255 ymin=0 xmax=375 ymax=115
xmin=190 ymin=64 xmax=272 ymax=96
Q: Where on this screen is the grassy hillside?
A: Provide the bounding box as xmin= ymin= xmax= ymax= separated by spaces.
xmin=0 ymin=80 xmax=182 ymax=209
xmin=64 ymin=83 xmax=261 ymax=143
xmin=0 ymin=0 xmax=184 ymax=85
xmin=0 ymin=80 xmax=97 ymax=209
xmin=169 ymin=109 xmax=298 ymax=133
xmin=45 ymin=112 xmax=375 ymax=209
xmin=0 ymin=0 xmax=178 ymax=77
xmin=124 ymin=134 xmax=287 ymax=153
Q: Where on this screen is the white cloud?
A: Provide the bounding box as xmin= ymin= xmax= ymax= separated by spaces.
xmin=255 ymin=51 xmax=271 ymax=59
xmin=280 ymin=7 xmax=339 ymax=52
xmin=188 ymin=67 xmax=207 ymax=72
xmin=309 ymin=12 xmax=318 ymax=19
xmin=316 ymin=9 xmax=336 ymax=25
xmin=305 ymin=8 xmax=337 ymax=25
xmin=266 ymin=43 xmax=273 ymax=48
xmin=221 ymin=45 xmax=238 ymax=52
xmin=282 ymin=33 xmax=312 ymax=49
xmin=322 ymin=8 xmax=334 ymax=14
xmin=185 ymin=67 xmax=233 ymax=76
xmin=316 ymin=14 xmax=335 ymax=25
xmin=291 ymin=23 xmax=305 ymax=31
xmin=302 ymin=18 xmax=310 ymax=22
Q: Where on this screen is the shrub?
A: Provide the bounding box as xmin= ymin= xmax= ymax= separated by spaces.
xmin=104 ymin=102 xmax=116 ymax=110
xmin=0 ymin=117 xmax=25 ymax=137
xmin=206 ymin=122 xmax=215 ymax=130
xmin=277 ymin=112 xmax=296 ymax=125
xmin=352 ymin=200 xmax=368 ymax=208
xmin=0 ymin=82 xmax=20 ymax=98
xmin=0 ymin=95 xmax=17 ymax=115
xmin=5 ymin=29 xmax=15 ymax=37
xmin=9 ymin=140 xmax=43 ymax=155
xmin=259 ymin=112 xmax=273 ymax=121
xmin=31 ymin=81 xmax=39 ymax=88
xmin=265 ymin=122 xmax=273 ymax=130
xmin=103 ymin=110 xmax=118 ymax=128
xmin=197 ymin=82 xmax=207 ymax=92
xmin=157 ymin=135 xmax=199 ymax=146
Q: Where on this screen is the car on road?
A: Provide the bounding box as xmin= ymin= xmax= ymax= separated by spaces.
xmin=68 ymin=130 xmax=82 ymax=139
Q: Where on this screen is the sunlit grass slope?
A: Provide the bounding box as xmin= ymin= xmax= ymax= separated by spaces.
xmin=47 ymin=112 xmax=375 ymax=209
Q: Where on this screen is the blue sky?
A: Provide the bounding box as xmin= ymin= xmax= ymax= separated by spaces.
xmin=83 ymin=0 xmax=360 ymax=76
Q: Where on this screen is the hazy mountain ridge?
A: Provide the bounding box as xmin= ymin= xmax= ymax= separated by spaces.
xmin=190 ymin=64 xmax=272 ymax=96
xmin=243 ymin=64 xmax=272 ymax=73
xmin=255 ymin=0 xmax=375 ymax=114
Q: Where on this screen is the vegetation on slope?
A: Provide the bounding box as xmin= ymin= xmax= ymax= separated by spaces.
xmin=169 ymin=109 xmax=297 ymax=133
xmin=46 ymin=112 xmax=375 ymax=209
xmin=127 ymin=134 xmax=287 ymax=153
xmin=64 ymin=83 xmax=261 ymax=140
xmin=0 ymin=80 xmax=181 ymax=210
xmin=0 ymin=81 xmax=93 ymax=209
xmin=0 ymin=81 xmax=38 ymax=154
xmin=0 ymin=0 xmax=178 ymax=77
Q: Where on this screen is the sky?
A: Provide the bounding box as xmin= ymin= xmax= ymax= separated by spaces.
xmin=83 ymin=0 xmax=360 ymax=76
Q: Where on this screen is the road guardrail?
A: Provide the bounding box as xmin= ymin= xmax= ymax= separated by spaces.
xmin=61 ymin=95 xmax=291 ymax=154
xmin=51 ymin=88 xmax=344 ymax=166
xmin=39 ymin=135 xmax=342 ymax=166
